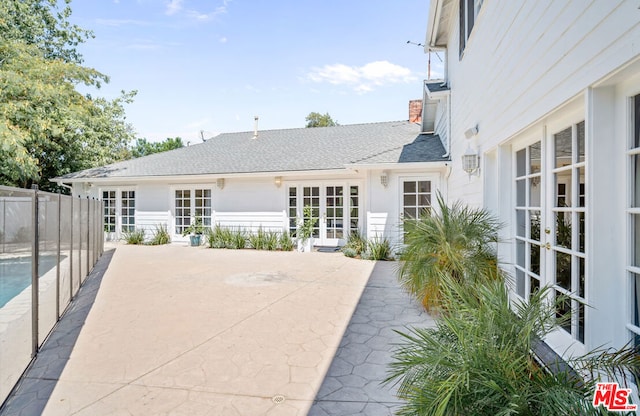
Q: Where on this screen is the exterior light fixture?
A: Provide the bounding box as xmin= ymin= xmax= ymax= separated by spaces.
xmin=274 ymin=176 xmax=282 ymax=188
xmin=461 ymin=146 xmax=480 ymax=177
xmin=380 ymin=171 xmax=389 ymax=188
xmin=216 ymin=178 xmax=225 ymax=189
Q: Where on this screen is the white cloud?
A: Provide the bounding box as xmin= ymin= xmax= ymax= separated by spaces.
xmin=165 ymin=0 xmax=184 ymax=16
xmin=307 ymin=60 xmax=417 ymax=93
xmin=219 ymin=36 xmax=228 ymax=43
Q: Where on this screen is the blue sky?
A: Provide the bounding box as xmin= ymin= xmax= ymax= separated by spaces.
xmin=70 ymin=0 xmax=441 ymax=142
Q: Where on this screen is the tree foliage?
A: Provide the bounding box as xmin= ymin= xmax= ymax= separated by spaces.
xmin=387 ymin=278 xmax=640 ymax=416
xmin=305 ymin=112 xmax=338 ymax=128
xmin=128 ymin=137 xmax=184 ymax=159
xmin=399 ymin=192 xmax=503 ymax=311
xmin=0 ymin=0 xmax=136 ymax=191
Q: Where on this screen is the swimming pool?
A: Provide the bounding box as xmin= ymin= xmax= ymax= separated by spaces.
xmin=0 ymin=256 xmax=60 ymax=308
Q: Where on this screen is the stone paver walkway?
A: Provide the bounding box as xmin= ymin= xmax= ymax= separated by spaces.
xmin=308 ymin=261 xmax=433 ymax=415
xmin=0 ymin=245 xmax=434 ymax=415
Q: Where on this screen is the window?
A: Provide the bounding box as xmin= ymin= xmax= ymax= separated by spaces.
xmin=102 ymin=191 xmax=116 ymax=232
xmin=552 ymin=122 xmax=586 ymax=343
xmin=514 ymin=121 xmax=586 ymax=344
xmin=459 ymin=0 xmax=483 ymax=57
xmin=288 ymin=187 xmax=297 ymax=237
xmin=175 ymin=188 xmax=211 ymax=235
xmin=628 ymin=94 xmax=640 ymax=353
xmin=514 ymin=142 xmax=542 ymax=299
xmin=121 ymin=191 xmax=136 ymax=232
xmin=350 ymin=186 xmax=359 ymax=234
xmin=402 ymin=180 xmax=432 ymax=220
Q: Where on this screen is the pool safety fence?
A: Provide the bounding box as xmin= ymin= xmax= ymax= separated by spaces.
xmin=0 ymin=185 xmax=104 ymax=407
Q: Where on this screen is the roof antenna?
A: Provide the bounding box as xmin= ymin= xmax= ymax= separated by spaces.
xmin=200 ymin=130 xmax=206 ymax=142
xmin=252 ymin=116 xmax=259 ymax=139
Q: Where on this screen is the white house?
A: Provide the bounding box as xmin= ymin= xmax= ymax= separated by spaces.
xmin=53 ymin=110 xmax=449 ymax=249
xmin=423 ymin=0 xmax=640 ymax=362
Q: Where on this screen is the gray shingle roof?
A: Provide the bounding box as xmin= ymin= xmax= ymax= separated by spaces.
xmin=57 ymin=120 xmax=448 ymax=180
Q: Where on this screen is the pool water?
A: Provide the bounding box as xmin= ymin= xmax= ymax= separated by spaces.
xmin=0 ymin=256 xmax=60 ymax=308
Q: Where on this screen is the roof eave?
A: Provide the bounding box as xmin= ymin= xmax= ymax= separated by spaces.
xmin=346 ymin=161 xmax=450 ymax=171
xmin=51 ymin=168 xmax=360 ymax=184
xmin=425 ymin=0 xmax=444 ymax=50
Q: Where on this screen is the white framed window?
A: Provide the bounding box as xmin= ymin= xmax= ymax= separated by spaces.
xmin=174 ymin=188 xmax=212 ymax=235
xmin=102 ymin=190 xmax=116 ymax=232
xmin=402 ymin=180 xmax=432 ymax=220
xmin=627 ymin=93 xmax=640 ymax=350
xmin=459 ymin=0 xmax=483 ymax=57
xmin=513 ymin=119 xmax=587 ymax=345
xmin=101 ymin=188 xmax=135 ymax=234
xmin=121 ymin=190 xmax=136 ymax=232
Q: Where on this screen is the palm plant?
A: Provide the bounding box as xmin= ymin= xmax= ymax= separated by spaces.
xmin=399 ymin=192 xmax=502 ymax=311
xmin=386 ymin=276 xmax=640 ymax=416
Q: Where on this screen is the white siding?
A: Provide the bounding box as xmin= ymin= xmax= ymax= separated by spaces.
xmin=214 ymin=212 xmax=287 ymax=233
xmin=444 ymin=0 xmax=640 ymax=205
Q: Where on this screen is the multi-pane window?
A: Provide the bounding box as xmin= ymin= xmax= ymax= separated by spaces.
xmin=350 ymin=186 xmax=359 ymax=234
xmin=325 ymin=186 xmax=344 ymax=239
xmin=628 ymin=94 xmax=640 ymax=351
xmin=288 ymin=187 xmax=297 ymax=237
xmin=175 ymin=189 xmax=211 ymax=235
xmin=121 ymin=191 xmax=136 ymax=232
xmin=302 ymin=186 xmax=320 ymax=239
xmin=402 ymin=180 xmax=432 ymax=220
xmin=102 ymin=191 xmax=116 ymax=232
xmin=552 ymin=121 xmax=586 ymax=343
xmin=459 ymin=0 xmax=483 ymax=57
xmin=515 ymin=142 xmax=542 ymax=299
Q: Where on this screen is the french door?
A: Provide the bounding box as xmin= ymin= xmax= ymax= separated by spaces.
xmin=288 ymin=183 xmax=360 ymax=246
xmin=514 ymin=120 xmax=587 ymax=347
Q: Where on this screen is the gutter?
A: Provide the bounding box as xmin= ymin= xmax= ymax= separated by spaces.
xmin=425 ymin=0 xmax=443 ymax=50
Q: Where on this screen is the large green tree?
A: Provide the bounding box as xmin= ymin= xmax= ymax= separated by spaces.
xmin=305 ymin=112 xmax=338 ymax=128
xmin=0 ymin=0 xmax=136 ymax=191
xmin=128 ymin=137 xmax=184 ymax=159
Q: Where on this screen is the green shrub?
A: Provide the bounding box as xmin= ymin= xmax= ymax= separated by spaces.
xmin=363 ymin=237 xmax=393 ymax=260
xmin=123 ymin=229 xmax=145 ymax=245
xmin=264 ymin=231 xmax=279 ymax=251
xmin=386 ymin=278 xmax=640 ymax=416
xmin=248 ymin=227 xmax=267 ymax=250
xmin=342 ymin=247 xmax=357 ymax=258
xmin=343 ymin=229 xmax=367 ymax=255
xmin=149 ymin=224 xmax=171 ymax=245
xmin=278 ymin=231 xmax=294 ymax=251
xmin=230 ymin=228 xmax=247 ymax=249
xmin=399 ymin=191 xmax=503 ymax=311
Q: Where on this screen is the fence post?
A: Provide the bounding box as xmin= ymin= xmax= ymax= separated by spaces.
xmin=56 ymin=192 xmax=61 ymax=320
xmin=69 ymin=195 xmax=74 ymax=300
xmin=31 ymin=185 xmax=39 ymax=358
xmin=86 ymin=196 xmax=90 ymax=281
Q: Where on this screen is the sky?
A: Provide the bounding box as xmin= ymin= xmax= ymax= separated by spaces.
xmin=69 ymin=0 xmax=442 ymax=143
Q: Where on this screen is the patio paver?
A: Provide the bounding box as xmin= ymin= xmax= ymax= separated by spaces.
xmin=0 ymin=244 xmax=434 ymax=415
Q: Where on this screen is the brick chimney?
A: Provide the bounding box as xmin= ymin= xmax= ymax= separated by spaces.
xmin=409 ymin=99 xmax=422 ymax=123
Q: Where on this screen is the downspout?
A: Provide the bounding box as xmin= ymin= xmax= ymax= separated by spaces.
xmin=442 ymin=92 xmax=452 ymax=158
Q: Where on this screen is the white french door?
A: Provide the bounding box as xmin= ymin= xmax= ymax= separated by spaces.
xmin=513 ymin=120 xmax=587 ymax=349
xmin=289 ymin=183 xmax=360 ymax=246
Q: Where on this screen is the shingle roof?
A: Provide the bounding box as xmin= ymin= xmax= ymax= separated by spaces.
xmin=57 ymin=120 xmax=448 ymax=180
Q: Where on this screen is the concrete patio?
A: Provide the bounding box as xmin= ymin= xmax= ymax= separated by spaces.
xmin=0 ymin=244 xmax=432 ymax=415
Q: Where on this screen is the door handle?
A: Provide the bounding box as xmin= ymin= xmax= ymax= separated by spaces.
xmin=545 ymin=242 xmax=551 ymax=250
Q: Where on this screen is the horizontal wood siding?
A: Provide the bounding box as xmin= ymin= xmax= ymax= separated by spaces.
xmin=136 ymin=211 xmax=170 ymax=238
xmin=444 ymin=0 xmax=639 ymax=204
xmin=213 ymin=212 xmax=287 ymax=233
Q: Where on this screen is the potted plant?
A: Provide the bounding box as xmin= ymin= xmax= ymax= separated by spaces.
xmin=182 ymin=217 xmax=205 ymax=246
xmin=297 ymin=205 xmax=315 ymax=252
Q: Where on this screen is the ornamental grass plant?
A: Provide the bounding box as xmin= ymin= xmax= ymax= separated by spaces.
xmin=386 ymin=276 xmax=640 ymax=416
xmin=399 ymin=192 xmax=503 ymax=312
